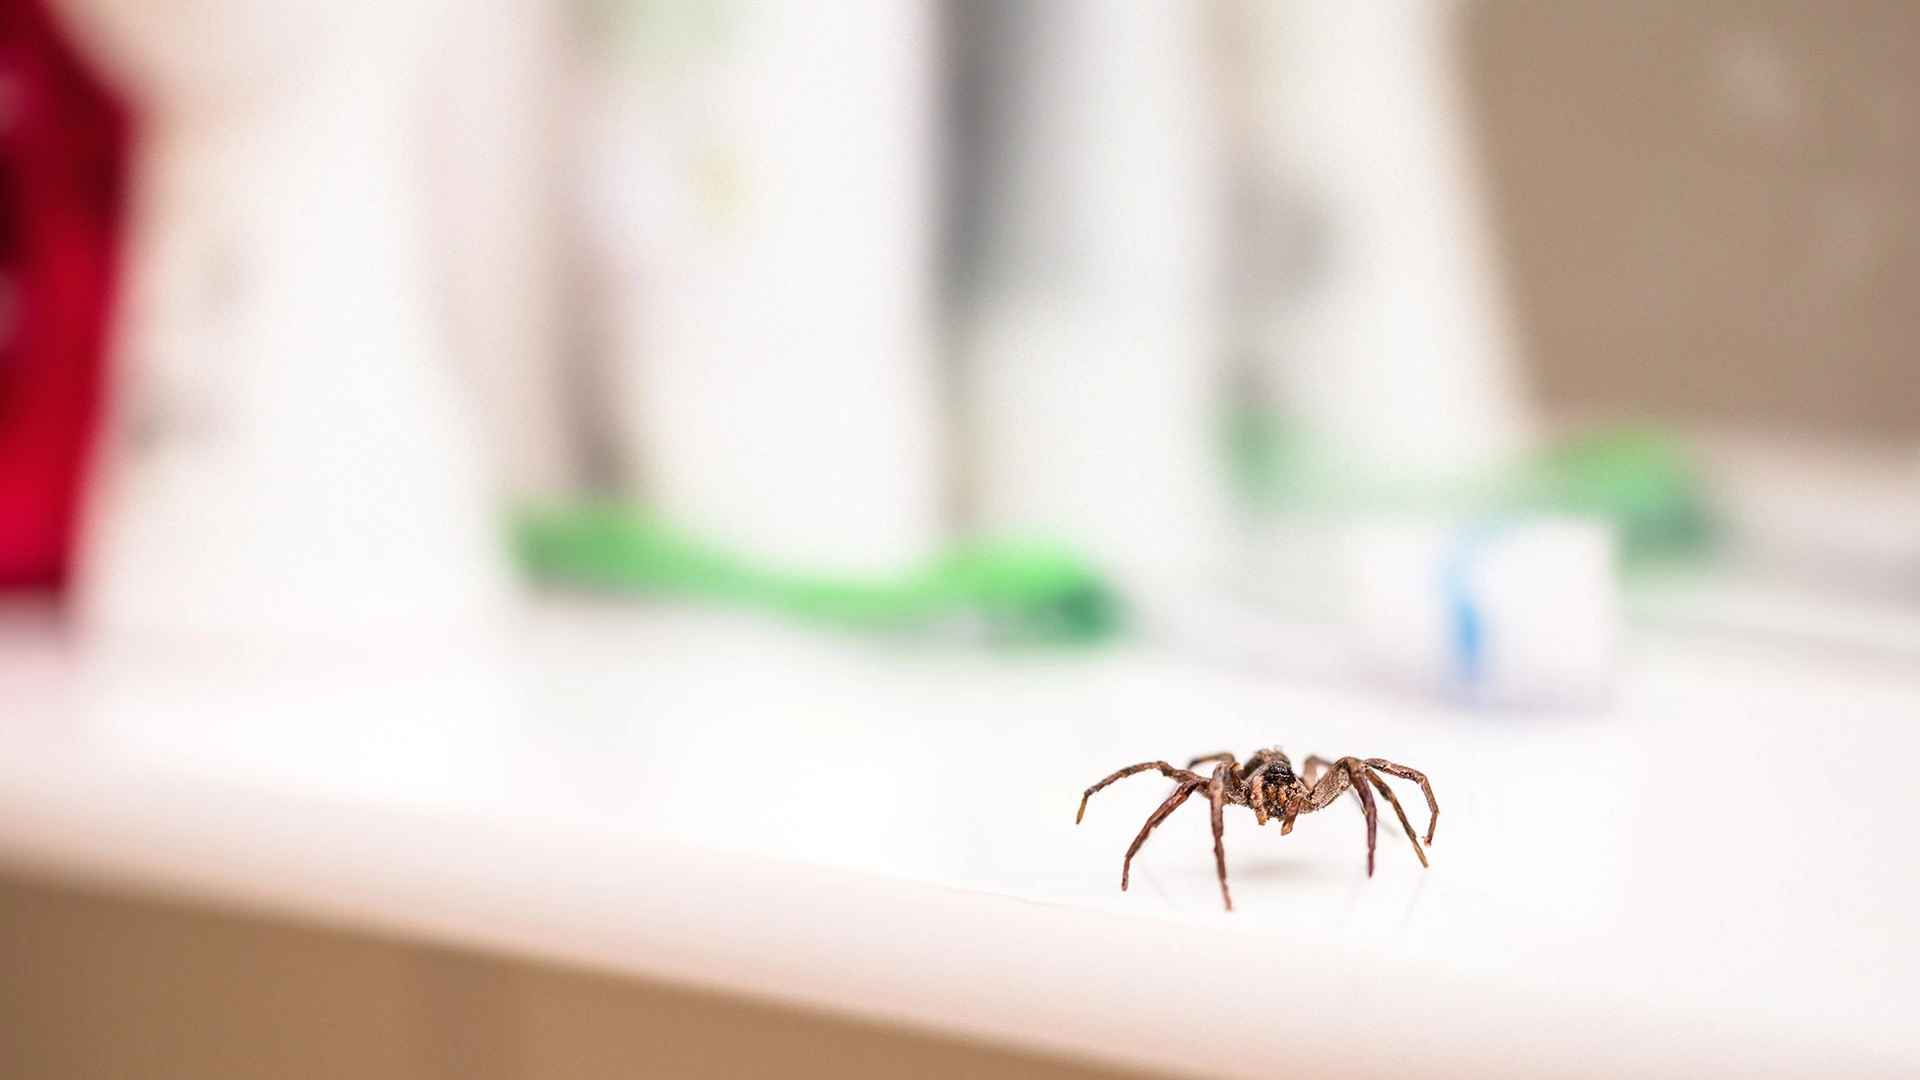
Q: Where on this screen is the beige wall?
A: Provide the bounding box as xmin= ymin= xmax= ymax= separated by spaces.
xmin=0 ymin=873 xmax=1150 ymax=1080
xmin=1464 ymin=0 xmax=1920 ymax=439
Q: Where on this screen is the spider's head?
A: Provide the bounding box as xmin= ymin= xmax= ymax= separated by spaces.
xmin=1251 ymin=760 xmax=1308 ymax=832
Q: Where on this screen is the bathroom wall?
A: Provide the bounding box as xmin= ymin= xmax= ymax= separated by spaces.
xmin=1465 ymin=0 xmax=1920 ymax=441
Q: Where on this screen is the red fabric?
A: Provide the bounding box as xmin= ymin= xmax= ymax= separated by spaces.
xmin=0 ymin=0 xmax=126 ymax=590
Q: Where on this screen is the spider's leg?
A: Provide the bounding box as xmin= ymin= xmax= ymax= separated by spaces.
xmin=1241 ymin=762 xmax=1274 ymax=822
xmin=1207 ymin=763 xmax=1234 ymax=911
xmin=1303 ymin=757 xmax=1352 ymax=811
xmin=1305 ymin=749 xmax=1367 ymax=814
xmin=1187 ymin=752 xmax=1237 ymax=770
xmin=1078 ymin=762 xmax=1204 ymax=823
xmin=1364 ymin=759 xmax=1439 ymax=844
xmin=1367 ymin=770 xmax=1427 ymax=868
xmin=1304 ymin=758 xmax=1379 ymax=874
xmin=1121 ymin=781 xmax=1202 ymax=890
xmin=1349 ymin=765 xmax=1381 ymax=876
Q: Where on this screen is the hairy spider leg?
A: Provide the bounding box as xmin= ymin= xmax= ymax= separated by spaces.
xmin=1368 ymin=771 xmax=1428 ymax=868
xmin=1121 ymin=781 xmax=1203 ymax=890
xmin=1303 ymin=757 xmax=1380 ymax=875
xmin=1241 ymin=762 xmax=1273 ymax=823
xmin=1187 ymin=752 xmax=1237 ymax=770
xmin=1349 ymin=764 xmax=1382 ymax=876
xmin=1302 ymin=754 xmax=1333 ymax=786
xmin=1307 ymin=756 xmax=1427 ymax=874
xmin=1365 ymin=759 xmax=1439 ymax=844
xmin=1207 ymin=763 xmax=1235 ymax=910
xmin=1078 ymin=762 xmax=1205 ymax=824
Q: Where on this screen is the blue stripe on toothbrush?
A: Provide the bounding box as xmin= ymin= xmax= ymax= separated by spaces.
xmin=1440 ymin=519 xmax=1509 ymax=695
xmin=1446 ymin=573 xmax=1483 ymax=687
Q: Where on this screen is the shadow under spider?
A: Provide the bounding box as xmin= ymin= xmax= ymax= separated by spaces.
xmin=1216 ymin=856 xmax=1344 ymax=883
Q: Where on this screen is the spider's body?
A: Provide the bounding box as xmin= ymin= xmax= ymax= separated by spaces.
xmin=1075 ymin=748 xmax=1438 ymax=911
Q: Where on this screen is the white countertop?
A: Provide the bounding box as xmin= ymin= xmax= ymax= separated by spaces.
xmin=0 ymin=598 xmax=1915 ymax=1079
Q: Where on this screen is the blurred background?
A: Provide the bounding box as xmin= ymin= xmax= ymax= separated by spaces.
xmin=0 ymin=0 xmax=1911 ymax=657
xmin=0 ymin=0 xmax=1917 ymax=1076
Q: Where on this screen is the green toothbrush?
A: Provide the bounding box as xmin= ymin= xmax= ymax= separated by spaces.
xmin=513 ymin=500 xmax=1123 ymax=645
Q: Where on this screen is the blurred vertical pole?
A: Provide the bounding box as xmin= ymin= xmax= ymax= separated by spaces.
xmin=956 ymin=0 xmax=1230 ymax=589
xmin=423 ymin=0 xmax=580 ymax=497
xmin=578 ymin=0 xmax=945 ymax=578
xmin=60 ymin=0 xmax=512 ymax=641
xmin=1239 ymin=0 xmax=1529 ymax=487
xmin=0 ymin=0 xmax=125 ymax=591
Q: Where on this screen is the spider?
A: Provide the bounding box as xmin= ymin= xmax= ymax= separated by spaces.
xmin=1075 ymin=748 xmax=1438 ymax=911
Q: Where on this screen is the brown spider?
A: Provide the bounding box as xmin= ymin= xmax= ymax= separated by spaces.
xmin=1075 ymin=748 xmax=1438 ymax=911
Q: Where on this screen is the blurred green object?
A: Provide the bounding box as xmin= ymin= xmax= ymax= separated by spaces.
xmin=1515 ymin=426 xmax=1715 ymax=564
xmin=513 ymin=501 xmax=1122 ymax=644
xmin=1225 ymin=408 xmax=1714 ymax=566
